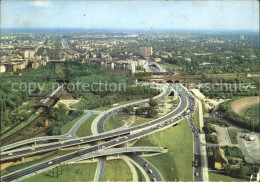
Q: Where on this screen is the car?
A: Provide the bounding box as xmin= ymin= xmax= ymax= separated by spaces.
xmin=151 ymin=178 xmax=156 ymax=182
xmin=48 ymin=161 xmax=53 ymax=165
xmin=31 ymin=148 xmax=36 ymax=150
xmin=149 ymin=169 xmax=153 ymax=173
xmin=101 ymin=146 xmax=105 ymax=148
xmin=80 ymin=139 xmax=84 ymax=142
xmin=144 ymin=162 xmax=149 ymax=167
xmin=195 ymin=172 xmax=199 ymax=176
xmin=195 ymin=153 xmax=198 ymax=155
xmin=8 ymin=153 xmax=13 ymax=156
xmin=115 ymin=139 xmax=119 ymax=142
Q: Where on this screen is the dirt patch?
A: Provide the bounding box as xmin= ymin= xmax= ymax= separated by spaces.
xmin=231 ymin=97 xmax=260 ymax=116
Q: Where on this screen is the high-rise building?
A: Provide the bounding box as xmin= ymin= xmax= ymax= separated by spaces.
xmin=140 ymin=47 xmax=153 ymax=57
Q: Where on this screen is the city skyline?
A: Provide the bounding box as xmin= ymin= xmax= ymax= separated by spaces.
xmin=1 ymin=0 xmax=259 ymax=31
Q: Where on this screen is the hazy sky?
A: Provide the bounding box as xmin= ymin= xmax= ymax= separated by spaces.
xmin=1 ymin=0 xmax=259 ymax=31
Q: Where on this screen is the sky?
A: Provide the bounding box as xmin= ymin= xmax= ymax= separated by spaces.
xmin=1 ymin=0 xmax=259 ymax=31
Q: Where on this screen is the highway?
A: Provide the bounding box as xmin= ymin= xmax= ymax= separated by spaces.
xmin=1 ymin=84 xmax=189 ymax=181
xmin=93 ymin=84 xmax=173 ymax=181
xmin=181 ymin=87 xmax=204 ymax=181
xmin=1 ymin=85 xmax=168 ymax=152
xmin=1 ymin=147 xmax=167 ymax=182
xmin=128 ymin=155 xmax=164 ymax=181
xmin=0 ymin=85 xmax=172 ymax=160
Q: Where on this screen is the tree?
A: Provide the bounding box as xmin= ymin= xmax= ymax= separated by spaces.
xmin=147 ymin=107 xmax=158 ymax=118
xmin=123 ymin=106 xmax=133 ymax=114
xmin=136 ymin=107 xmax=146 ymax=115
xmin=149 ymin=99 xmax=158 ymax=107
xmin=224 ymin=164 xmax=231 ymax=175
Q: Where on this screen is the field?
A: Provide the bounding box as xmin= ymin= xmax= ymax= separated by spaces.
xmin=60 ymin=112 xmax=87 ymax=135
xmin=244 ymin=104 xmax=259 ymax=123
xmin=76 ymin=114 xmax=98 ymax=137
xmin=134 ymin=119 xmax=193 ymax=181
xmin=228 ymin=129 xmax=238 ymax=144
xmin=103 ymin=159 xmax=132 ymax=181
xmin=159 ymin=61 xmax=182 ymax=71
xmin=231 ymin=97 xmax=260 ymax=116
xmin=25 ymin=163 xmax=97 ymax=182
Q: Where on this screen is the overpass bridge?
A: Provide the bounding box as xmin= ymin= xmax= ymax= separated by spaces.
xmin=1 ymin=147 xmax=167 ymax=181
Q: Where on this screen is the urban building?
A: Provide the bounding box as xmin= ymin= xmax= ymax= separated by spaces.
xmin=140 ymin=46 xmax=153 ymax=57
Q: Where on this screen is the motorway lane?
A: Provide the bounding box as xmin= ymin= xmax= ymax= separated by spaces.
xmin=128 ymin=155 xmax=164 ymax=181
xmin=1 ymin=84 xmax=189 ymax=181
xmin=1 ymin=84 xmax=169 ymax=152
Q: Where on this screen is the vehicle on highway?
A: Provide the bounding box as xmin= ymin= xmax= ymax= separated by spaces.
xmin=144 ymin=162 xmax=149 ymax=167
xmin=8 ymin=153 xmax=13 ymax=156
xmin=151 ymin=178 xmax=156 ymax=182
xmin=195 ymin=172 xmax=199 ymax=176
xmin=149 ymin=169 xmax=153 ymax=173
xmin=31 ymin=148 xmax=35 ymax=150
xmin=80 ymin=139 xmax=84 ymax=142
xmin=48 ymin=161 xmax=53 ymax=165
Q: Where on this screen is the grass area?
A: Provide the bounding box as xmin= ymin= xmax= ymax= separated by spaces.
xmin=103 ymin=159 xmax=132 ymax=181
xmin=228 ymin=129 xmax=238 ymax=144
xmin=244 ymin=104 xmax=259 ymax=123
xmin=1 ymin=114 xmax=39 ymax=140
xmin=1 ymin=150 xmax=77 ymax=176
xmin=60 ymin=112 xmax=87 ymax=135
xmin=134 ymin=165 xmax=146 ymax=182
xmin=193 ymin=103 xmax=200 ymax=130
xmin=160 ymin=61 xmax=182 ymax=72
xmin=134 ymin=119 xmax=193 ymax=181
xmin=70 ymin=100 xmax=87 ymax=110
xmin=71 ymin=98 xmax=143 ymax=111
xmin=95 ymin=99 xmax=143 ymax=111
xmin=25 ymin=163 xmax=97 ymax=182
xmin=209 ymin=171 xmax=247 ymax=182
xmin=104 ymin=114 xmax=151 ymax=132
xmin=76 ymin=114 xmax=98 ymax=137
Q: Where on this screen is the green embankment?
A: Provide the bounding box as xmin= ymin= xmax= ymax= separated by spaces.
xmin=76 ymin=114 xmax=98 ymax=137
xmin=1 ymin=114 xmax=39 ymax=140
xmin=103 ymin=159 xmax=132 ymax=181
xmin=193 ymin=103 xmax=200 ymax=129
xmin=25 ymin=163 xmax=97 ymax=182
xmin=134 ymin=119 xmax=193 ymax=181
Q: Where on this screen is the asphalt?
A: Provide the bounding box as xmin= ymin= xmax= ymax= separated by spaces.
xmin=1 ymin=84 xmax=190 ymax=181
xmin=128 ymin=155 xmax=164 ymax=181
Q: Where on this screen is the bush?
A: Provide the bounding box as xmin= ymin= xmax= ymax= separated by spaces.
xmin=224 ymin=146 xmax=244 ymax=158
xmin=204 ymin=117 xmax=231 ymax=127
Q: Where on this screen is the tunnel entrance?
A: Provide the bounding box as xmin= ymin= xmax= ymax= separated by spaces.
xmin=174 ymin=80 xmax=180 ymax=83
xmin=166 ymin=80 xmax=173 ymax=83
xmin=169 ymin=91 xmax=175 ymax=96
